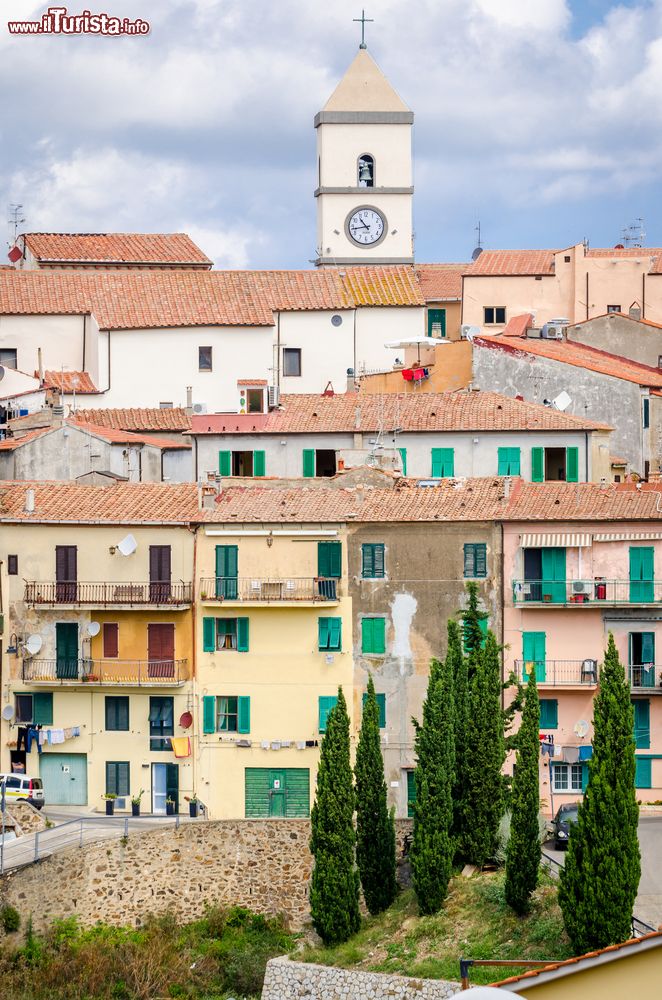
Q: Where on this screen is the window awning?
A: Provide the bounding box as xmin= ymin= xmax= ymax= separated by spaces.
xmin=520 ymin=533 xmax=592 ymax=548
xmin=593 ymin=531 xmax=662 ymax=542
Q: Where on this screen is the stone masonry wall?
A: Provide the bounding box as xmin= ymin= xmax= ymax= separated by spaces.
xmin=7 ymin=801 xmax=48 ymax=836
xmin=262 ymin=957 xmax=461 ymax=1000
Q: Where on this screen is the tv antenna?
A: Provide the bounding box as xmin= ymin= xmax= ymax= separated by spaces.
xmin=7 ymin=204 xmax=25 ymax=246
xmin=472 ymin=221 xmax=483 ymax=261
xmin=621 ymin=218 xmax=645 ymax=248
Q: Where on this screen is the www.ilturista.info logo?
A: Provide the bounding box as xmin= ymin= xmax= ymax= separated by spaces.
xmin=8 ymin=6 xmax=150 ymax=35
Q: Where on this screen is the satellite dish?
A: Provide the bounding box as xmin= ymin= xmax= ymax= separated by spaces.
xmin=553 ymin=390 xmax=572 ymax=412
xmin=88 ymin=621 xmax=101 ymax=637
xmin=471 ymin=246 xmax=484 ymax=261
xmin=2 ymin=705 xmax=15 ymax=722
xmin=574 ymin=719 xmax=589 ymax=739
xmin=116 ymin=533 xmax=137 ymax=557
xmin=23 ymin=634 xmax=43 ymax=656
xmin=0 ymin=366 xmax=5 ymax=383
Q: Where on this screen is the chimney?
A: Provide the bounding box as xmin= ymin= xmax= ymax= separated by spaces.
xmin=24 ymin=488 xmax=35 ymax=514
xmin=186 ymin=386 xmax=193 ymax=416
xmin=503 ymin=476 xmax=512 ymax=499
xmin=37 ymin=347 xmax=45 ymax=385
xmin=354 ymin=405 xmax=361 ymax=430
xmin=346 ymin=368 xmax=358 ymax=393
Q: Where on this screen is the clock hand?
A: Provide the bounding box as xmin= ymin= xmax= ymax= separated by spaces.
xmin=351 ymin=220 xmax=369 ymax=231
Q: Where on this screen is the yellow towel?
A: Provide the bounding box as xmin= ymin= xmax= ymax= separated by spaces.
xmin=171 ymin=737 xmax=191 ymax=758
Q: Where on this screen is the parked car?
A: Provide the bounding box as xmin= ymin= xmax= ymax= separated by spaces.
xmin=552 ymin=802 xmax=579 ymax=849
xmin=0 ymin=773 xmax=45 ymax=809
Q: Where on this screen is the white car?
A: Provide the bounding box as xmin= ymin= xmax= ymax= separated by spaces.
xmin=0 ymin=774 xmax=45 ymax=809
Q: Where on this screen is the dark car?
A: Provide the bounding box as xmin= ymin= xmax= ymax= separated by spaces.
xmin=552 ymin=802 xmax=579 ymax=849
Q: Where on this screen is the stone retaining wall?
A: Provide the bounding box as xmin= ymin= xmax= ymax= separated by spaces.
xmin=7 ymin=801 xmax=48 ymax=836
xmin=262 ymin=957 xmax=461 ymax=1000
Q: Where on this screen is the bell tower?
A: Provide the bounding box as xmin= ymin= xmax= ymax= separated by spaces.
xmin=314 ymin=45 xmax=414 ymax=266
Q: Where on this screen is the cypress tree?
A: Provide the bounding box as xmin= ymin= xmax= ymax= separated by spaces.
xmin=462 ymin=631 xmax=506 ymax=866
xmin=309 ymin=687 xmax=360 ymax=944
xmin=559 ymin=634 xmax=641 ymax=953
xmin=447 ymin=620 xmax=469 ymax=848
xmin=355 ymin=674 xmax=397 ymax=915
xmin=505 ymin=668 xmax=541 ymax=914
xmin=459 ymin=581 xmax=489 ymax=669
xmin=411 ymin=655 xmax=455 ymax=914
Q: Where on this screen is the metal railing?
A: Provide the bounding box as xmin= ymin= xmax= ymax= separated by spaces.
xmin=24 ymin=581 xmax=192 ymax=606
xmin=22 ymin=658 xmax=189 ymax=686
xmin=514 ymin=660 xmax=599 ymax=686
xmin=199 ymin=577 xmax=341 ymax=602
xmin=512 ymin=579 xmax=662 ymax=606
xmin=628 ymin=664 xmax=662 ymax=690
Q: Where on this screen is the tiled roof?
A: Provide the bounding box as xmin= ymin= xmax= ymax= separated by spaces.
xmin=586 ymin=247 xmax=662 ymax=259
xmin=43 ymin=370 xmax=99 ymax=393
xmin=501 ymin=313 xmax=533 ymax=338
xmin=415 ymin=264 xmax=468 ymax=300
xmin=0 ymin=481 xmax=204 ymax=523
xmin=237 ymin=379 xmax=268 ymax=386
xmin=0 ymin=428 xmax=49 ymax=451
xmin=190 ymin=391 xmax=609 ymax=435
xmin=72 ymin=407 xmax=191 ymax=432
xmin=492 ymin=929 xmax=662 ymax=989
xmin=22 ymin=232 xmax=212 ymax=267
xmin=506 ymin=480 xmax=662 ymax=521
xmin=466 ymin=250 xmax=556 ymax=276
xmin=70 ymin=421 xmax=190 ymax=449
xmin=0 ymin=266 xmax=423 ymax=329
xmin=477 ymin=334 xmax=662 ymax=387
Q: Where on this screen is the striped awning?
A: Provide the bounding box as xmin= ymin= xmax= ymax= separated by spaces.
xmin=520 ymin=533 xmax=592 ymax=548
xmin=594 ymin=531 xmax=662 ymax=542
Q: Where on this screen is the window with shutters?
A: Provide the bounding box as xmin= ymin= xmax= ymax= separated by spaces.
xmin=484 ymin=306 xmax=506 ymax=325
xmin=105 ymin=761 xmax=130 ymax=797
xmin=318 ymin=695 xmax=338 ymax=733
xmin=149 ymin=696 xmax=174 ymax=751
xmin=362 ymin=543 xmax=385 ymax=579
xmin=539 ymin=699 xmax=558 ymax=729
xmin=103 ymin=623 xmax=119 ymax=658
xmin=635 ymin=757 xmax=652 ymax=788
xmin=203 ymin=694 xmax=250 ymax=734
xmin=203 ymin=616 xmax=249 ymax=652
xmin=302 ymin=449 xmax=336 ymax=477
xmin=15 ymin=693 xmax=52 ymax=725
xmin=532 ymin=447 xmax=579 ymax=483
xmin=633 ymin=699 xmax=651 ymax=749
xmin=361 ymin=616 xmax=386 ymax=655
xmin=464 ymin=543 xmax=487 ymax=578
xmin=317 ymin=541 xmax=342 ymax=579
xmin=398 ymin=447 xmax=407 ymax=476
xmin=362 ymin=691 xmax=386 ymax=728
xmin=407 ymin=770 xmax=416 ymax=817
xmin=462 ymin=616 xmax=488 ymax=653
xmin=497 ymin=447 xmax=520 ymax=476
xmin=427 ymin=308 xmax=446 ymax=338
xmin=218 ymin=450 xmax=266 ymax=477
xmin=318 ymin=617 xmax=342 ymax=651
xmin=217 ymin=696 xmax=239 ymax=732
xmin=105 ymin=696 xmax=129 ymax=732
xmin=431 ymin=447 xmax=454 ymax=478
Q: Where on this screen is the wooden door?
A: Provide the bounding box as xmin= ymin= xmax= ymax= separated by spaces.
xmin=55 ymin=545 xmax=77 ymax=602
xmin=149 ymin=546 xmax=171 ymax=602
xmin=147 ymin=623 xmax=175 ymax=678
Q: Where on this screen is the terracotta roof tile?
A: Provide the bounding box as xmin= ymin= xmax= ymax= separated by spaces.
xmin=191 ymin=391 xmax=608 ymax=435
xmin=237 ymin=379 xmax=268 ymax=386
xmin=72 ymin=407 xmax=191 ymax=432
xmin=501 ymin=313 xmax=533 ymax=338
xmin=70 ymin=421 xmax=190 ymax=449
xmin=0 ymin=428 xmax=49 ymax=451
xmin=43 ymin=370 xmax=99 ymax=393
xmin=477 ymin=334 xmax=662 ymax=387
xmin=467 ymin=250 xmax=556 ymax=276
xmin=587 ymin=247 xmax=662 ymax=259
xmin=0 ymin=481 xmax=203 ymax=523
xmin=415 ymin=264 xmax=468 ymax=300
xmin=22 ymin=232 xmax=212 ymax=267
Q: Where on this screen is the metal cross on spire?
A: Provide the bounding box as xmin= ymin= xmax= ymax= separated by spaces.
xmin=353 ymin=9 xmax=373 ymax=49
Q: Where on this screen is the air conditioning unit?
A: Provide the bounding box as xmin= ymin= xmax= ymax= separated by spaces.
xmin=461 ymin=324 xmax=480 ymax=341
xmin=572 ymin=581 xmax=589 ymax=594
xmin=541 ymin=324 xmax=565 ymax=339
xmin=267 ymin=385 xmax=280 ymax=409
xmin=192 ymin=402 xmax=208 ymax=415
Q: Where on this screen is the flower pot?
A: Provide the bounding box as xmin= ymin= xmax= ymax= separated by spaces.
xmin=131 ymin=802 xmax=140 ymax=817
xmin=105 ymin=800 xmax=115 ymax=816
xmin=166 ymin=802 xmax=175 ymax=816
xmin=189 ymin=802 xmax=199 ymax=818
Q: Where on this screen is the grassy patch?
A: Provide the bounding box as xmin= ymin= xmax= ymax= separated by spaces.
xmin=299 ymin=869 xmax=572 ymax=985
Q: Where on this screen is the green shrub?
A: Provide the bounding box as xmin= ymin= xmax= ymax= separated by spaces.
xmin=0 ymin=905 xmax=20 ymax=933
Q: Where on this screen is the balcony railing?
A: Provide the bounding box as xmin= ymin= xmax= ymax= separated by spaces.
xmin=512 ymin=579 xmax=662 ymax=606
xmin=628 ymin=664 xmax=662 ymax=691
xmin=24 ymin=581 xmax=192 ymax=607
xmin=199 ymin=577 xmax=341 ymax=603
xmin=514 ymin=660 xmax=599 ymax=686
xmin=22 ymin=658 xmax=189 ymax=686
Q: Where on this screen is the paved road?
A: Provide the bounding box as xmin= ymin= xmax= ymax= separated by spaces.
xmin=543 ymin=817 xmax=662 ymax=930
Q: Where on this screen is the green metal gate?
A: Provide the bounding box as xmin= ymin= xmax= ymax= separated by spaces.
xmin=244 ymin=768 xmax=310 ymax=817
xmin=40 ymin=753 xmax=88 ymax=805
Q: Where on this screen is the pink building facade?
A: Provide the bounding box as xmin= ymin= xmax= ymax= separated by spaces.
xmin=503 ymin=519 xmax=662 ymax=813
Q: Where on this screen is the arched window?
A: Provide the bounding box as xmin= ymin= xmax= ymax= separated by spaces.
xmin=358 ymin=154 xmax=375 ymax=188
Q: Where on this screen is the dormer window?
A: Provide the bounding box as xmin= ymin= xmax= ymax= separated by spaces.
xmin=358 ymin=154 xmax=375 ymax=188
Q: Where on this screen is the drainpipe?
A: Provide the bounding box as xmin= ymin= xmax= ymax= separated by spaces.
xmin=643 ymin=272 xmax=646 ymax=320
xmin=353 ymin=309 xmax=357 ymax=377
xmin=585 ymin=272 xmax=589 ymax=320
xmin=82 ymin=314 xmax=86 ymax=373
xmin=275 ymin=312 xmax=281 ymax=391
xmin=499 ymin=519 xmax=505 ymax=711
xmin=190 ymin=525 xmax=199 ymax=809
xmin=585 ymin=431 xmax=589 ymax=482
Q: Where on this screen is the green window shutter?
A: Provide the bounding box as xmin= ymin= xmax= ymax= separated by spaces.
xmin=362 ymin=691 xmax=386 ymax=728
xmin=407 ymin=771 xmax=416 ymax=817
xmin=318 ymin=541 xmax=341 ymax=578
xmin=237 ymin=696 xmax=251 ymax=734
xmin=318 ymin=618 xmax=330 ymax=650
xmin=464 ymin=543 xmax=486 ymax=578
xmin=237 ymin=617 xmax=250 ymax=652
xmin=202 ymin=617 xmax=215 ymax=653
xmin=431 ymin=448 xmax=442 ymax=478
xmin=362 ymin=617 xmax=386 ymax=655
xmin=474 ymin=543 xmax=487 ymax=577
xmin=318 ymin=695 xmax=338 ymax=733
xmin=539 ymin=699 xmax=558 ymax=729
xmin=498 ymin=448 xmax=509 ymax=476
xmin=362 ymin=543 xmax=385 ymax=578
xmin=633 ymin=699 xmax=651 ymax=749
xmin=641 ymin=632 xmax=656 ymax=663
xmin=303 ymin=449 xmax=315 ymax=478
xmin=328 ymin=618 xmax=341 ymax=651
xmin=635 ymin=757 xmax=652 ymax=789
xmin=398 ymin=447 xmax=407 ymax=476
xmin=498 ymin=447 xmax=520 ymax=476
xmin=216 ymin=545 xmax=238 ymax=578
xmin=531 ymin=447 xmax=544 ymax=482
xmin=253 ymin=450 xmax=266 ymax=477
xmin=219 ymin=450 xmax=231 ymax=477
xmin=566 ymin=446 xmax=579 ymax=483
xmin=432 ymin=447 xmax=454 ymax=478
xmin=33 ymin=692 xmax=53 ymax=725
xmin=522 ymin=631 xmax=546 ymax=682
xmin=510 ymin=448 xmax=521 ymax=476
xmin=203 ymin=695 xmax=216 ymax=734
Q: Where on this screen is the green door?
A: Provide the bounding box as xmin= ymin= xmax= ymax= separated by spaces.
xmin=630 ymin=547 xmax=654 ymax=603
xmin=269 ymin=771 xmax=286 ymax=817
xmin=56 ymin=622 xmax=79 ymax=679
xmin=39 ymin=753 xmax=88 ymax=805
xmin=245 ymin=768 xmax=310 ymax=817
xmin=633 ymin=700 xmax=651 ymax=749
xmin=629 ymin=632 xmax=655 ymax=687
xmin=541 ymin=547 xmax=566 ymax=603
xmin=427 ymin=308 xmax=446 ymax=338
xmin=522 ymin=631 xmax=546 ymax=682
xmin=216 ymin=544 xmax=238 ymax=599
xmin=166 ymin=763 xmax=179 ymax=812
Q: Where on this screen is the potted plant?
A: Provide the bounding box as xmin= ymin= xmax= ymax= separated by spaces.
xmin=165 ymin=796 xmax=176 ymax=816
xmin=131 ymin=789 xmax=144 ymax=817
xmin=103 ymin=793 xmax=117 ymax=816
xmin=188 ymin=794 xmax=199 ymax=818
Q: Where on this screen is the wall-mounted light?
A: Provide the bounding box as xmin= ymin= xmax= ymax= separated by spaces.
xmin=267 ymin=535 xmax=274 ymax=548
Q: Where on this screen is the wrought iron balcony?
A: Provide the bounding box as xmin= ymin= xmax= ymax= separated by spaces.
xmin=514 ymin=659 xmax=599 ymax=686
xmin=512 ymin=579 xmax=662 ymax=606
xmin=22 ymin=658 xmax=190 ymax=686
xmin=628 ymin=664 xmax=662 ymax=692
xmin=24 ymin=581 xmax=192 ymax=607
xmin=199 ymin=577 xmax=341 ymax=603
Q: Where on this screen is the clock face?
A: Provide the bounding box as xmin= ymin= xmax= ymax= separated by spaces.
xmin=346 ymin=207 xmax=386 ymax=247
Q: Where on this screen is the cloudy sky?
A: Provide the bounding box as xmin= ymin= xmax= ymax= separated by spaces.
xmin=1 ymin=0 xmax=662 ymax=267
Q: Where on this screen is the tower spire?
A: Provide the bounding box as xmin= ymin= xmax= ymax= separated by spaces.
xmin=353 ymin=9 xmax=373 ymax=49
